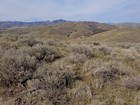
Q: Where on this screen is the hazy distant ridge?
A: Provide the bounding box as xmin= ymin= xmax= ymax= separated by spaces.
xmin=0 ymin=19 xmax=67 ymax=29
xmin=115 ymin=23 xmax=140 ymax=29
xmin=1 ymin=20 xmax=140 ymax=30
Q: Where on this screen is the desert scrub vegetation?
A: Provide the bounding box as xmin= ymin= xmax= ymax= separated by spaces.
xmin=46 ymin=39 xmax=69 ymax=47
xmin=25 ymin=44 xmax=62 ymax=62
xmin=0 ymin=50 xmax=36 ymax=87
xmin=17 ymin=37 xmax=43 ymax=47
xmin=33 ymin=64 xmax=75 ymax=104
xmin=93 ymin=61 xmax=134 ymax=82
xmin=70 ymin=44 xmax=95 ymax=58
xmin=0 ymin=35 xmax=140 ymax=105
xmin=4 ymin=34 xmax=19 ymax=42
xmin=8 ymin=64 xmax=75 ymax=105
xmin=70 ymin=44 xmax=112 ymax=59
xmin=0 ymin=40 xmax=62 ymax=88
xmin=122 ymin=76 xmax=140 ymax=90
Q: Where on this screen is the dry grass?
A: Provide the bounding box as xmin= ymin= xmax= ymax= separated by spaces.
xmin=80 ymin=29 xmax=140 ymax=43
xmin=0 ymin=28 xmax=140 ymax=105
xmin=122 ymin=76 xmax=140 ymax=90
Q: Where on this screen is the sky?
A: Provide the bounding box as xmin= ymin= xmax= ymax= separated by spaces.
xmin=0 ymin=0 xmax=140 ymax=23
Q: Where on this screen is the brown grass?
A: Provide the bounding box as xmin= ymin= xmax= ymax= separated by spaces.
xmin=0 ymin=26 xmax=140 ymax=105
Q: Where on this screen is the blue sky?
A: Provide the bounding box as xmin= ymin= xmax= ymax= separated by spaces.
xmin=0 ymin=0 xmax=140 ymax=22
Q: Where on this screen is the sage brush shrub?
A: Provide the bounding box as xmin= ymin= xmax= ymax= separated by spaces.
xmin=64 ymin=54 xmax=87 ymax=64
xmin=93 ymin=61 xmax=133 ymax=82
xmin=46 ymin=39 xmax=68 ymax=47
xmin=71 ymin=45 xmax=95 ymax=58
xmin=25 ymin=44 xmax=62 ymax=62
xmin=122 ymin=76 xmax=140 ymax=90
xmin=0 ymin=53 xmax=36 ymax=87
xmin=0 ymin=42 xmax=18 ymax=51
xmin=18 ymin=38 xmax=43 ymax=47
xmin=4 ymin=34 xmax=19 ymax=42
xmin=70 ymin=82 xmax=93 ymax=105
xmin=32 ymin=64 xmax=75 ymax=104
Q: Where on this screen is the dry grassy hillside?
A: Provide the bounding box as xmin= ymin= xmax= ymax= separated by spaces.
xmin=39 ymin=22 xmax=115 ymax=38
xmin=0 ymin=22 xmax=115 ymax=38
xmin=80 ymin=29 xmax=140 ymax=43
xmin=0 ymin=23 xmax=140 ymax=105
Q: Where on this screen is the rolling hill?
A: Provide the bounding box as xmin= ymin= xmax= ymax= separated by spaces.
xmin=0 ymin=21 xmax=140 ymax=43
xmin=80 ymin=28 xmax=140 ymax=43
xmin=42 ymin=22 xmax=115 ymax=37
xmin=0 ymin=21 xmax=115 ymax=39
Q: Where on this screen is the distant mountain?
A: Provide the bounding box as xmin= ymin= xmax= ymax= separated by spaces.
xmin=115 ymin=23 xmax=140 ymax=29
xmin=0 ymin=19 xmax=67 ymax=29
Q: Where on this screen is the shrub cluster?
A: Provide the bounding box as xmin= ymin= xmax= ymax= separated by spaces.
xmin=122 ymin=76 xmax=140 ymax=90
xmin=0 ymin=44 xmax=62 ymax=88
xmin=71 ymin=45 xmax=95 ymax=58
xmin=18 ymin=38 xmax=43 ymax=47
xmin=26 ymin=45 xmax=62 ymax=62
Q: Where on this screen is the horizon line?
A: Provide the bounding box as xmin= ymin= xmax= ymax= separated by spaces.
xmin=0 ymin=19 xmax=140 ymax=24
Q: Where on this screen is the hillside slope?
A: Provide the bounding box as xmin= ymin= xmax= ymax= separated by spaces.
xmin=82 ymin=29 xmax=140 ymax=43
xmin=42 ymin=22 xmax=115 ymax=37
xmin=0 ymin=21 xmax=115 ymax=40
xmin=1 ymin=22 xmax=140 ymax=43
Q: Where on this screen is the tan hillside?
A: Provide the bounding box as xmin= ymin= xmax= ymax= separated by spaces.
xmin=8 ymin=22 xmax=114 ymax=38
xmin=43 ymin=22 xmax=115 ymax=37
xmin=81 ymin=29 xmax=140 ymax=43
xmin=1 ymin=23 xmax=140 ymax=44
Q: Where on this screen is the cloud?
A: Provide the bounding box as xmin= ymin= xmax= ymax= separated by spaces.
xmin=0 ymin=0 xmax=140 ymax=22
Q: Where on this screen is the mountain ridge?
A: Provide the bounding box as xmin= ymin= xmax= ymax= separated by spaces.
xmin=0 ymin=19 xmax=67 ymax=29
xmin=1 ymin=20 xmax=140 ymax=30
